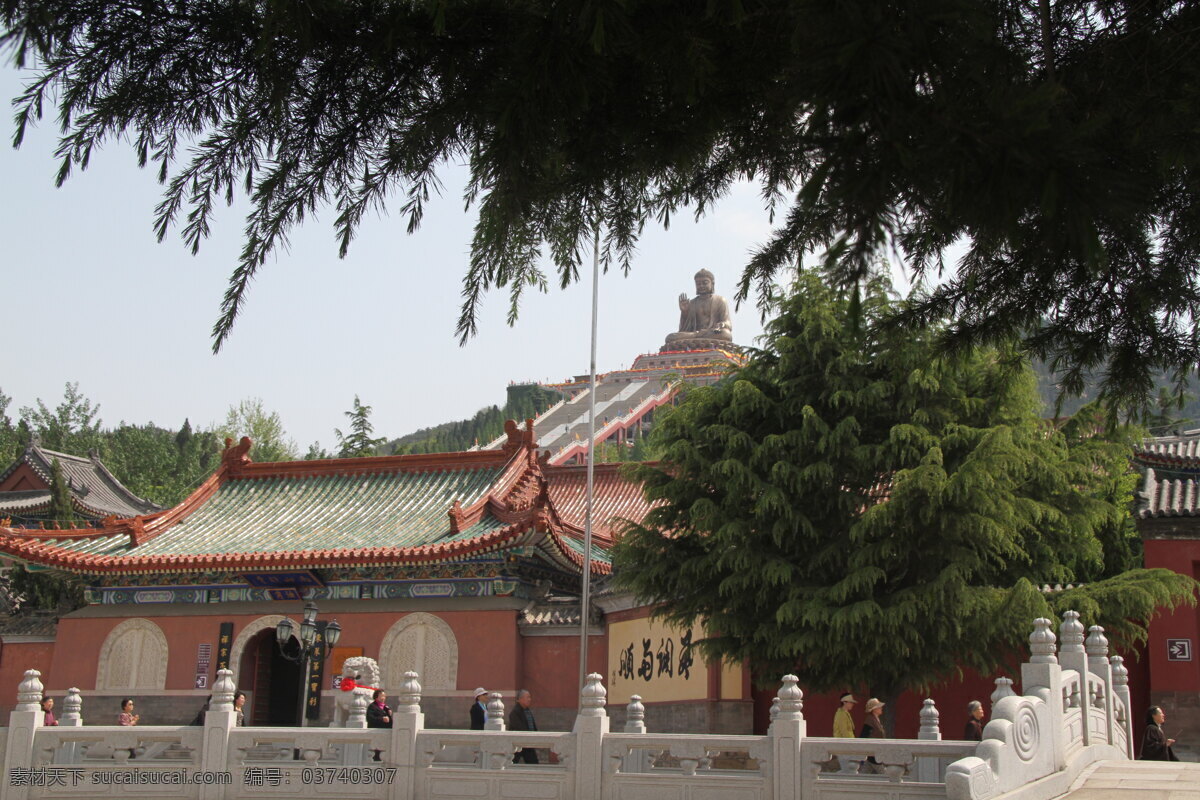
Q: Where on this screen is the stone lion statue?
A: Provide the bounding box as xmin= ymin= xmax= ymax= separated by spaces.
xmin=331 ymin=656 xmax=381 ymax=727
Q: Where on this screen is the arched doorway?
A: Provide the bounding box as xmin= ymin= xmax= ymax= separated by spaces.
xmin=237 ymin=628 xmax=304 ymax=725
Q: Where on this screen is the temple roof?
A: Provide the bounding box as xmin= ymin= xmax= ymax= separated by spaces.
xmin=1137 ymin=468 xmax=1200 ymax=518
xmin=0 ymin=443 xmax=161 ymax=521
xmin=1133 ymin=431 xmax=1200 ymax=471
xmin=0 ymin=422 xmax=631 ymax=576
xmin=543 ymin=463 xmax=655 ymax=544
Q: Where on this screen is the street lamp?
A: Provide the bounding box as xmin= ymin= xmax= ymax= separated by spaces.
xmin=275 ymin=601 xmax=341 ymax=726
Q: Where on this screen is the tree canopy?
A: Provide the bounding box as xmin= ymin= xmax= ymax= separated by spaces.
xmin=3 ymin=1 xmax=1198 ymax=410
xmin=611 ymin=273 xmax=1196 ymax=706
xmin=335 ymin=395 xmax=387 ymax=457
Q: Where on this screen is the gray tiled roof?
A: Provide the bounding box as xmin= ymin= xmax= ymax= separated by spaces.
xmin=0 ymin=611 xmax=58 ymax=637
xmin=1137 ymin=468 xmax=1200 ymax=518
xmin=0 ymin=445 xmax=161 ymax=520
xmin=1135 ymin=431 xmax=1200 ymax=462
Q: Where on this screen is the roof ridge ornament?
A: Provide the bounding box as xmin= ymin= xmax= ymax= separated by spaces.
xmin=221 ymin=436 xmax=254 ymax=472
xmin=501 ymin=418 xmax=538 ymax=456
xmin=448 ymin=500 xmax=465 ymax=534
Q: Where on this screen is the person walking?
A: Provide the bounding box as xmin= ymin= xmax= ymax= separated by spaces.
xmin=858 ymin=697 xmax=885 ymax=774
xmin=470 ymin=687 xmax=488 ymax=730
xmin=508 ymin=689 xmax=539 ymax=764
xmin=189 ymin=696 xmax=211 ymax=725
xmin=1139 ymin=706 xmax=1179 ymax=761
xmin=833 ymin=694 xmax=857 ymax=738
xmin=366 ymin=689 xmax=393 ymax=728
xmin=40 ymin=696 xmax=57 ymax=726
xmin=964 ymin=700 xmax=985 ymax=741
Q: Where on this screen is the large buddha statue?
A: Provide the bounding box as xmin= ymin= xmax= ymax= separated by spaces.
xmin=662 ymin=269 xmax=734 ymax=351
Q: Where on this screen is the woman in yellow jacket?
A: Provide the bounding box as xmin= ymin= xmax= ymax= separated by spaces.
xmin=833 ymin=694 xmax=857 ymax=737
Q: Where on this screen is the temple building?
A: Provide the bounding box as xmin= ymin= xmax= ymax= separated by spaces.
xmin=0 ymin=424 xmax=750 ymax=732
xmin=0 ymin=441 xmax=161 ymax=526
xmin=1132 ymin=431 xmax=1200 ymax=747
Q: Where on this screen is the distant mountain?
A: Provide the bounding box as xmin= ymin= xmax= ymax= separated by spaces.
xmin=1032 ymin=360 xmax=1198 ymax=434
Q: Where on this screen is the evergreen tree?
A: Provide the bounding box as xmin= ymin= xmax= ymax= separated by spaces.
xmin=0 ymin=387 xmax=18 ymax=464
xmin=47 ymin=457 xmax=74 ymax=527
xmin=613 ymin=273 xmax=1196 ymax=715
xmin=335 ymin=395 xmax=386 ymax=457
xmin=5 ymin=2 xmax=1199 ymax=411
xmin=304 ymin=441 xmax=332 ymax=460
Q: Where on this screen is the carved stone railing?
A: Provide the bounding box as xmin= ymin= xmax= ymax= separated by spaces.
xmin=2 ymin=613 xmax=1135 ymax=800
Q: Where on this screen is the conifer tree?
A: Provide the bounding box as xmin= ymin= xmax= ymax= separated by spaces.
xmin=335 ymin=395 xmax=386 ymax=458
xmin=47 ymin=457 xmax=74 ymax=526
xmin=613 ymin=273 xmax=1196 ymax=713
xmin=5 ymin=2 xmax=1199 ymax=410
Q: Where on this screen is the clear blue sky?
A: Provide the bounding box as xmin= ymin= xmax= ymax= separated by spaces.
xmin=1 ymin=65 xmax=784 ymax=451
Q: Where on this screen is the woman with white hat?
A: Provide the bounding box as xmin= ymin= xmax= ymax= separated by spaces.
xmin=469 ymin=688 xmax=488 ymax=730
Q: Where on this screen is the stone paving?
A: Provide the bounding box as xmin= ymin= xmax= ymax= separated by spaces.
xmin=1059 ymin=759 xmax=1200 ymax=799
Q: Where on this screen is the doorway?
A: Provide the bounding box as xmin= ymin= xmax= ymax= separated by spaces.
xmin=238 ymin=628 xmax=304 ymax=725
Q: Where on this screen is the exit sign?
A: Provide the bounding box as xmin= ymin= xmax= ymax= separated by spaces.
xmin=1167 ymin=639 xmax=1192 ymax=661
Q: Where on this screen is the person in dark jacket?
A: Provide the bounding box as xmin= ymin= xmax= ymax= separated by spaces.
xmin=189 ymin=696 xmax=212 ymax=726
xmin=470 ymin=688 xmax=488 ymax=730
xmin=858 ymin=697 xmax=886 ymax=774
xmin=1140 ymin=706 xmax=1179 ymax=761
xmin=366 ymin=689 xmax=392 ymax=728
xmin=964 ymin=700 xmax=985 ymax=741
xmin=508 ymin=689 xmax=538 ymax=764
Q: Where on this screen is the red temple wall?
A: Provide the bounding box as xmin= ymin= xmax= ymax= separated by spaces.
xmin=0 ymin=640 xmax=56 ymax=717
xmin=47 ymin=608 xmax=523 ymax=693
xmin=520 ymin=633 xmax=608 ymax=709
xmin=1143 ymin=538 xmax=1200 ymax=693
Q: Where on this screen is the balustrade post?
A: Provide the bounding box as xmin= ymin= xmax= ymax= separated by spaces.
xmin=338 ymin=693 xmax=370 ymax=766
xmin=200 ymin=668 xmax=238 ymax=800
xmin=916 ymin=699 xmax=942 ymax=782
xmin=1109 ymin=656 xmax=1134 ymax=759
xmin=346 ymin=692 xmax=368 ymax=729
xmin=4 ymin=670 xmax=45 ymax=800
xmin=387 ymin=671 xmax=424 ymax=800
xmin=622 ymin=695 xmax=650 ymax=773
xmin=573 ymin=674 xmax=610 ymax=800
xmin=770 ymin=675 xmax=805 ymax=800
xmin=484 ymin=692 xmax=506 ymax=731
xmin=1085 ymin=626 xmax=1116 ymax=748
xmin=52 ymin=687 xmax=86 ymax=764
xmin=1058 ymin=610 xmax=1089 ymax=747
xmin=60 ymin=687 xmax=83 ymax=726
xmin=1021 ymin=617 xmax=1065 ymax=769
xmin=990 ymin=677 xmax=1016 ymax=704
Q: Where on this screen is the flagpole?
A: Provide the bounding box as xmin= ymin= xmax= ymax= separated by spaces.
xmin=578 ymin=222 xmax=600 ymax=702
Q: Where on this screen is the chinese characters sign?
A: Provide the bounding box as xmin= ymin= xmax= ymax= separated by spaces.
xmin=216 ymin=622 xmax=234 ymax=671
xmin=608 ymin=618 xmax=703 ymax=703
xmin=305 ymin=621 xmax=330 ymax=721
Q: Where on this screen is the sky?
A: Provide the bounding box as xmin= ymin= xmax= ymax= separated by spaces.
xmin=1 ymin=65 xmax=784 ymax=452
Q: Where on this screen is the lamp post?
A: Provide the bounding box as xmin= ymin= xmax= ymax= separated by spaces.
xmin=275 ymin=601 xmax=341 ymax=727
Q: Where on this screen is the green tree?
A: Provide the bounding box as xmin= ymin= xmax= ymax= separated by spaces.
xmin=215 ymin=398 xmax=298 ymax=462
xmin=5 ymin=2 xmax=1198 ymax=411
xmin=0 ymin=387 xmax=18 ymax=464
xmin=46 ymin=456 xmax=74 ymax=526
xmin=6 ymin=563 xmax=85 ymax=613
xmin=334 ymin=396 xmax=386 ymax=458
xmin=613 ymin=273 xmax=1196 ymax=720
xmin=19 ymin=382 xmax=103 ymax=454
